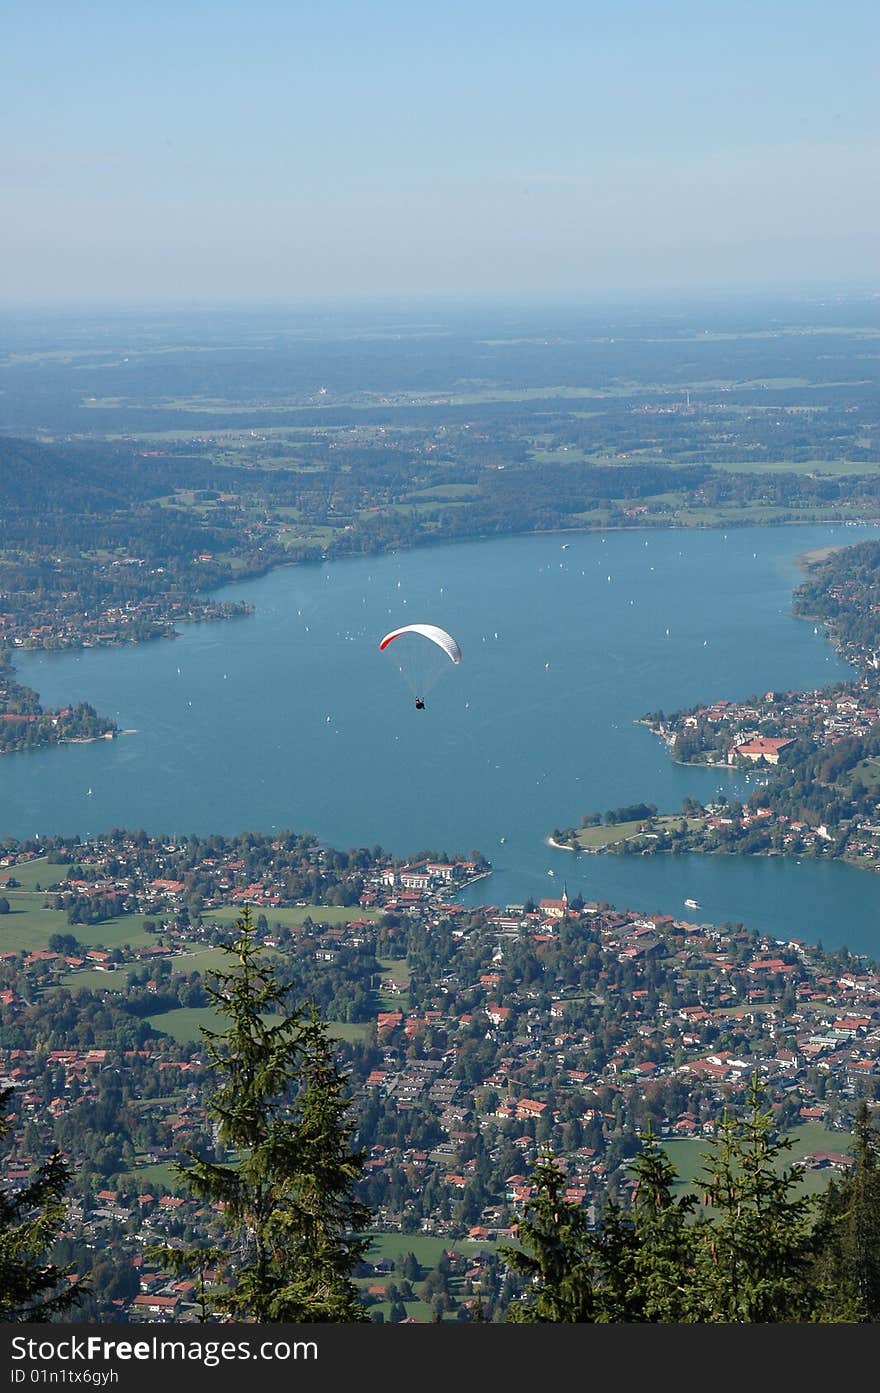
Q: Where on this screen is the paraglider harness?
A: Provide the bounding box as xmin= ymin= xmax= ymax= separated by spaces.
xmin=415 ymin=698 xmax=426 ymax=710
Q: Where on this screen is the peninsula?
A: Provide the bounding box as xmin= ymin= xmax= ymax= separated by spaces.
xmin=553 ymin=539 xmax=880 ymax=874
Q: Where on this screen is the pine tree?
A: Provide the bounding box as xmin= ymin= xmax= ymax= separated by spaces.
xmin=606 ymin=1124 xmax=699 ymax=1322
xmin=692 ymin=1073 xmax=822 ymax=1322
xmin=501 ymin=1153 xmax=597 ymax=1322
xmin=0 ymin=1087 xmax=82 ymax=1321
xmin=502 ymin=1094 xmax=841 ymax=1324
xmin=812 ymin=1102 xmax=880 ymax=1321
xmin=160 ymin=905 xmax=370 ymax=1322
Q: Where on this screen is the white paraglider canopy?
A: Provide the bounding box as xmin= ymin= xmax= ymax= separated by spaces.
xmin=378 ymin=623 xmax=462 ymax=664
xmin=379 ymin=623 xmax=462 ymax=704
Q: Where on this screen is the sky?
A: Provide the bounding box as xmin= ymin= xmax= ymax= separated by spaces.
xmin=3 ymin=0 xmax=878 ymax=306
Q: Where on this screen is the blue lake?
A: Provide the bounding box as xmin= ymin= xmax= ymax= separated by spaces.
xmin=4 ymin=521 xmax=880 ymax=955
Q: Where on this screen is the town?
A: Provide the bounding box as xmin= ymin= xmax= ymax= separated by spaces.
xmin=642 ymin=677 xmax=880 ymax=769
xmin=1 ymin=829 xmax=875 ymax=1321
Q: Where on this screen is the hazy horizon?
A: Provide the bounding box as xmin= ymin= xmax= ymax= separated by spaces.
xmin=4 ymin=0 xmax=877 ymax=308
xmin=1 ymin=286 xmax=878 ymax=322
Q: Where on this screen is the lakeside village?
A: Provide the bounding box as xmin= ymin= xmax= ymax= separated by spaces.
xmin=633 ymin=680 xmax=880 ymax=863
xmin=1 ymin=830 xmax=879 ymax=1320
xmin=553 ymin=547 xmax=880 ymax=869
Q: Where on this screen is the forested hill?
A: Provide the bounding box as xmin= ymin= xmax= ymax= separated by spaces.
xmin=794 ymin=540 xmax=880 ymax=668
xmin=1 ymin=435 xmax=163 ymax=512
xmin=0 ymin=433 xmax=266 ymax=562
xmin=0 ymin=433 xmax=267 ymax=522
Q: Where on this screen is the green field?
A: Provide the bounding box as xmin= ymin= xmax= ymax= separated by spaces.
xmin=51 ymin=944 xmax=249 ymax=995
xmin=171 ymin=944 xmax=244 ymax=975
xmin=712 ymin=458 xmax=879 ymax=477
xmin=406 ymin=483 xmax=481 ymax=500
xmin=571 ymin=814 xmax=705 ymax=850
xmin=840 ymin=756 xmax=880 ymax=795
xmin=1 ymin=855 xmax=56 ymax=890
xmin=354 ymin=1230 xmax=501 ymax=1320
xmin=54 ymin=966 xmax=128 ymax=993
xmin=660 ymin=1120 xmax=854 ymax=1204
xmin=0 ymin=887 xmax=163 ymax=955
xmin=120 ymin=1161 xmax=181 ymax=1190
xmin=359 ymin=1231 xmax=499 ymax=1268
xmin=145 ymin=1005 xmax=288 ymax=1044
xmin=146 ymin=1003 xmax=370 ymax=1045
xmin=673 ymin=503 xmax=864 ymax=527
xmin=0 ymin=892 xmax=381 ymax=963
xmin=377 ymin=956 xmax=409 ymax=981
xmin=362 ymin=1299 xmax=438 ymax=1322
xmin=0 ymin=900 xmax=70 ymax=953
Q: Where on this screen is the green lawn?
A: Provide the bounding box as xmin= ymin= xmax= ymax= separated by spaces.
xmin=145 ymin=1004 xmax=284 ymax=1043
xmin=840 ymin=756 xmax=880 ymax=795
xmin=356 ymin=1231 xmax=499 ymax=1319
xmin=120 ymin=1161 xmax=182 ymax=1191
xmin=145 ymin=1003 xmax=368 ymax=1045
xmin=362 ymin=1299 xmax=439 ymax=1323
xmin=325 ymin=1020 xmax=373 ymax=1043
xmin=659 ymin=1120 xmax=854 ymax=1204
xmin=71 ymin=915 xmax=161 ymax=950
xmin=1 ymin=855 xmax=56 ymax=891
xmin=572 ymin=814 xmax=705 ymax=850
xmin=359 ymin=1231 xmax=499 ymax=1269
xmin=377 ymin=957 xmax=409 ymax=984
xmin=376 ymin=956 xmax=409 ymax=1011
xmin=51 ymin=944 xmax=246 ymax=995
xmin=53 ymin=966 xmax=128 ymax=993
xmin=0 ymin=894 xmax=161 ymax=955
xmin=172 ymin=944 xmax=244 ymax=975
xmin=0 ymin=901 xmax=71 ymax=954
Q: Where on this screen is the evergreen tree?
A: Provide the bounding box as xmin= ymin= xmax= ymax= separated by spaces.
xmin=601 ymin=1125 xmax=699 ymax=1322
xmin=160 ymin=906 xmax=370 ymax=1321
xmin=262 ymin=1006 xmax=372 ymax=1319
xmin=501 ymin=1153 xmax=597 ymax=1322
xmin=0 ymin=1087 xmax=82 ymax=1321
xmin=691 ymin=1074 xmax=822 ymax=1322
xmin=812 ymin=1102 xmax=880 ymax=1321
xmin=501 ymin=1091 xmax=841 ymax=1324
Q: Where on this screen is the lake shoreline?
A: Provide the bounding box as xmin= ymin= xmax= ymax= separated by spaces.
xmin=10 ymin=521 xmax=880 ymax=954
xmin=8 ymin=515 xmax=880 ymax=757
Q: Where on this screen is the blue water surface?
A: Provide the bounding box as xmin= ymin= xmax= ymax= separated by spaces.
xmin=4 ymin=521 xmax=880 ymax=954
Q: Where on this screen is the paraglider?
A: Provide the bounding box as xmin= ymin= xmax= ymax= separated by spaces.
xmin=379 ymin=623 xmax=462 ymax=707
xmin=379 ymin=624 xmax=462 ymax=664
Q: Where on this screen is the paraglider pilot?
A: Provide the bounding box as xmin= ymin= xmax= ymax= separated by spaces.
xmin=379 ymin=625 xmax=462 ymax=710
